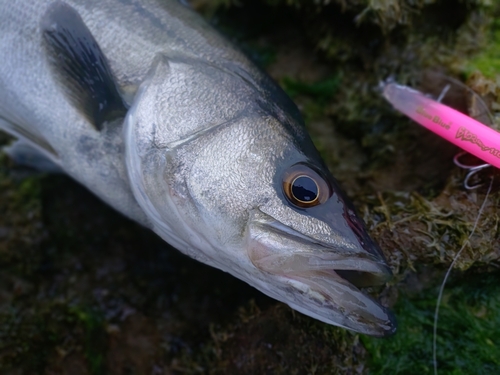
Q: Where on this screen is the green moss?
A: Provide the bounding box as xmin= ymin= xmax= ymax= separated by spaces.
xmin=0 ymin=159 xmax=44 ymax=277
xmin=362 ymin=273 xmax=500 ymax=374
xmin=68 ymin=306 xmax=106 ymax=375
xmin=360 ymin=183 xmax=500 ymax=276
xmin=463 ymin=16 xmax=500 ymax=79
xmin=280 ymin=75 xmax=343 ymax=125
xmin=190 ymin=0 xmax=234 ymax=16
xmin=465 ymin=52 xmax=500 ymax=80
xmin=281 ymin=75 xmax=342 ymax=104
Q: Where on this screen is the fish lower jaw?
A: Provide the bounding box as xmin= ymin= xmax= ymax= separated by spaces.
xmin=274 ymin=272 xmax=396 ymax=337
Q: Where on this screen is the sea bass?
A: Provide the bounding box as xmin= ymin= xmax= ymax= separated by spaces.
xmin=0 ymin=0 xmax=396 ymax=336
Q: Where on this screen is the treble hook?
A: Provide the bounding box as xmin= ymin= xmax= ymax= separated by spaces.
xmin=453 ymin=151 xmax=493 ymax=190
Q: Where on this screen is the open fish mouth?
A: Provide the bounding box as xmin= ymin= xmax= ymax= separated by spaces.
xmin=247 ymin=212 xmax=396 ymax=337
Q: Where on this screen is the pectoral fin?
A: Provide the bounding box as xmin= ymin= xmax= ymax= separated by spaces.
xmin=41 ymin=2 xmax=127 ymax=131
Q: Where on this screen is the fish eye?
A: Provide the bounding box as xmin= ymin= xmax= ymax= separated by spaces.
xmin=282 ymin=164 xmax=331 ymax=208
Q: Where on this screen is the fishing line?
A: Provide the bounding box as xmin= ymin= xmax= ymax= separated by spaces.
xmin=432 ymin=175 xmax=494 ymax=375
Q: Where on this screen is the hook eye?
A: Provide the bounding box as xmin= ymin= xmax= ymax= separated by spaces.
xmin=453 ymin=151 xmax=490 ymax=170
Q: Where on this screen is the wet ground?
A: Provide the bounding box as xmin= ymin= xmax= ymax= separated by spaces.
xmin=1 ymin=0 xmax=499 ymax=374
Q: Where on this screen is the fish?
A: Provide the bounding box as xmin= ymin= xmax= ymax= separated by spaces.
xmin=0 ymin=0 xmax=396 ymax=336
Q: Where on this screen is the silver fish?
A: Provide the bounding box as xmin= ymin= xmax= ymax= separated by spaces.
xmin=0 ymin=0 xmax=396 ymax=336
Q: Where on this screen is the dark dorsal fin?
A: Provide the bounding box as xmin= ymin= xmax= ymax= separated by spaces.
xmin=42 ymin=2 xmax=127 ymax=130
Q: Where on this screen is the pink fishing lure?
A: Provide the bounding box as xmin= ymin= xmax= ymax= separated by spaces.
xmin=383 ymin=82 xmax=500 ymax=169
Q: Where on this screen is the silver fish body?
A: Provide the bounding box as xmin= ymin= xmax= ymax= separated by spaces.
xmin=0 ymin=0 xmax=396 ymax=335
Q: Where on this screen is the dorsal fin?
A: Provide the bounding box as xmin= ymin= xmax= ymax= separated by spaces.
xmin=41 ymin=2 xmax=127 ymax=130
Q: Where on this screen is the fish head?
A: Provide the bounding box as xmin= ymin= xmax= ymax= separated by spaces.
xmin=125 ymin=57 xmax=396 ymax=336
xmin=244 ymin=150 xmax=397 ymax=337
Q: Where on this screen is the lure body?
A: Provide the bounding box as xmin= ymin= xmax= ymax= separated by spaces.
xmin=0 ymin=0 xmax=395 ymax=336
xmin=384 ymin=83 xmax=500 ymax=169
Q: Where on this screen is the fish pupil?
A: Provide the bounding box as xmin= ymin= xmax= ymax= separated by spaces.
xmin=292 ymin=176 xmax=318 ymax=202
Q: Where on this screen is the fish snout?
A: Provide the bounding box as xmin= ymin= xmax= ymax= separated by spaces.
xmin=246 ymin=215 xmax=396 ymax=336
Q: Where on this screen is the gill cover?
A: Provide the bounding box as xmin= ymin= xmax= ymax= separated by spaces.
xmin=124 ymin=55 xmax=256 ymax=261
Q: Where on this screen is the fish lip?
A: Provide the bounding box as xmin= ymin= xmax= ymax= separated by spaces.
xmin=248 ymin=214 xmax=396 ymax=336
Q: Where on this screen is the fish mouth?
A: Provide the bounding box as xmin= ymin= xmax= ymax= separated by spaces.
xmin=247 ymin=214 xmax=396 ymax=337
